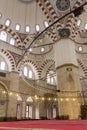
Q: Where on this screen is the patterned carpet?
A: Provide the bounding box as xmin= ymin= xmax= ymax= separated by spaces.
xmin=0 ymin=120 xmax=87 ymax=130
xmin=0 ymin=128 xmax=53 ymax=130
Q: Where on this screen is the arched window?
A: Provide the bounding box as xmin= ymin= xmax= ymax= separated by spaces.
xmin=0 ymin=61 xmax=5 ymax=70
xmin=5 ymin=19 xmax=11 ymax=27
xmin=29 ymin=70 xmax=32 ymax=78
xmin=17 ymin=95 xmax=22 ymax=101
xmin=0 ymin=56 xmax=9 ymax=72
xmin=15 ymin=24 xmax=20 ymax=31
xmin=10 ymin=38 xmax=15 ymax=45
xmin=44 ymin=21 xmax=49 ymax=28
xmin=24 ymin=66 xmax=28 ymax=76
xmin=0 ymin=31 xmax=7 ymax=42
xmin=77 ymin=19 xmax=81 ymax=27
xmin=26 ymin=97 xmax=33 ymax=102
xmin=47 ymin=71 xmax=56 ymax=85
xmin=36 ymin=24 xmax=40 ymax=32
xmin=47 ymin=74 xmax=50 ymax=83
xmin=25 ymin=25 xmax=30 ymax=33
xmin=23 ymin=65 xmax=34 ymax=79
xmin=85 ymin=23 xmax=87 ymax=30
xmin=51 ymin=77 xmax=54 ymax=84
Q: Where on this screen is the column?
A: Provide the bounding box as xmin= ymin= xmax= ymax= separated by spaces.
xmin=22 ymin=101 xmax=26 ymax=119
xmin=7 ymin=71 xmax=19 ymax=119
xmin=54 ymin=39 xmax=82 ymax=119
xmin=35 ymin=101 xmax=40 ymax=119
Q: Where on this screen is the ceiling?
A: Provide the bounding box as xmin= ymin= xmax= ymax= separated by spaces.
xmin=0 ymin=0 xmax=87 ymax=55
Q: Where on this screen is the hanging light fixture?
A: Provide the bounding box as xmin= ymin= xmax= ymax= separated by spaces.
xmin=19 ymin=0 xmax=34 ymax=3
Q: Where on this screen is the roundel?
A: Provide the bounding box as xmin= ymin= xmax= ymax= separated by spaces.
xmin=56 ymin=0 xmax=70 ymax=11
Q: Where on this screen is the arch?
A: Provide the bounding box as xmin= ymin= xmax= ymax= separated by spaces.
xmin=46 ymin=70 xmax=57 ymax=85
xmin=17 ymin=59 xmax=39 ymax=79
xmin=17 ymin=95 xmax=22 ymax=101
xmin=73 ymin=0 xmax=84 ymax=9
xmin=40 ymin=59 xmax=55 ymax=78
xmin=0 ymin=24 xmax=21 ymax=48
xmin=77 ymin=59 xmax=87 ymax=77
xmin=26 ymin=97 xmax=33 ymax=102
xmin=0 ymin=49 xmax=16 ymax=71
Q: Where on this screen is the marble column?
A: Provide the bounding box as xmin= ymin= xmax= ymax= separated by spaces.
xmin=35 ymin=101 xmax=40 ymax=119
xmin=22 ymin=101 xmax=26 ymax=119
xmin=7 ymin=71 xmax=19 ymax=119
xmin=54 ymin=39 xmax=82 ymax=119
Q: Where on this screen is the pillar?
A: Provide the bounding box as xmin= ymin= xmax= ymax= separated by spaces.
xmin=7 ymin=71 xmax=19 ymax=119
xmin=22 ymin=101 xmax=26 ymax=119
xmin=54 ymin=39 xmax=82 ymax=119
xmin=35 ymin=101 xmax=40 ymax=119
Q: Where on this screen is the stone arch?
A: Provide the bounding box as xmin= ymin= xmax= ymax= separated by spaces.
xmin=17 ymin=59 xmax=39 ymax=79
xmin=0 ymin=24 xmax=21 ymax=47
xmin=73 ymin=0 xmax=84 ymax=9
xmin=40 ymin=59 xmax=55 ymax=78
xmin=77 ymin=59 xmax=86 ymax=77
xmin=0 ymin=49 xmax=16 ymax=71
xmin=26 ymin=97 xmax=33 ymax=102
xmin=17 ymin=95 xmax=22 ymax=101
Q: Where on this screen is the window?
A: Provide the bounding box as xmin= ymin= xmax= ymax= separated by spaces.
xmin=0 ymin=31 xmax=7 ymax=42
xmin=47 ymin=71 xmax=56 ymax=85
xmin=0 ymin=56 xmax=8 ymax=71
xmin=53 ymin=107 xmax=57 ymax=118
xmin=23 ymin=66 xmax=33 ymax=79
xmin=26 ymin=97 xmax=33 ymax=102
xmin=40 ymin=47 xmax=45 ymax=53
xmin=44 ymin=21 xmax=49 ymax=28
xmin=17 ymin=96 xmax=22 ymax=101
xmin=0 ymin=13 xmax=2 ymax=18
xmin=24 ymin=67 xmax=28 ymax=76
xmin=5 ymin=19 xmax=11 ymax=26
xmin=29 ymin=70 xmax=32 ymax=78
xmin=36 ymin=24 xmax=40 ymax=32
xmin=51 ymin=77 xmax=54 ymax=84
xmin=85 ymin=23 xmax=87 ymax=30
xmin=25 ymin=25 xmax=30 ymax=33
xmin=26 ymin=105 xmax=32 ymax=119
xmin=0 ymin=61 xmax=5 ymax=70
xmin=78 ymin=46 xmax=83 ymax=52
xmin=29 ymin=48 xmax=32 ymax=52
xmin=77 ymin=19 xmax=81 ymax=27
xmin=47 ymin=74 xmax=50 ymax=83
xmin=10 ymin=38 xmax=15 ymax=45
xmin=26 ymin=105 xmax=29 ymax=118
xmin=15 ymin=24 xmax=20 ymax=31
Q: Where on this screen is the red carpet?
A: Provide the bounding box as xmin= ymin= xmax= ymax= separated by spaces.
xmin=0 ymin=120 xmax=87 ymax=130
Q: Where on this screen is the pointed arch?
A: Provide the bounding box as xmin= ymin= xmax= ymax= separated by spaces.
xmin=0 ymin=24 xmax=22 ymax=48
xmin=0 ymin=49 xmax=16 ymax=71
xmin=17 ymin=59 xmax=39 ymax=79
xmin=40 ymin=59 xmax=55 ymax=78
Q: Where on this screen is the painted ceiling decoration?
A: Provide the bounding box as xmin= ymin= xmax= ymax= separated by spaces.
xmin=56 ymin=0 xmax=70 ymax=11
xmin=0 ymin=0 xmax=86 ymax=82
xmin=0 ymin=0 xmax=86 ymax=57
xmin=59 ymin=28 xmax=70 ymax=38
